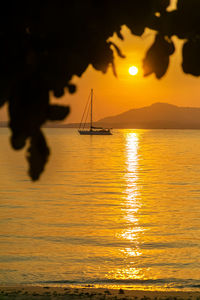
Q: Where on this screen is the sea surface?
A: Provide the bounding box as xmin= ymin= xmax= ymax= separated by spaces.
xmin=0 ymin=128 xmax=200 ymax=291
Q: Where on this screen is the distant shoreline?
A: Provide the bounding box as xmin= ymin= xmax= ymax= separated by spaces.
xmin=3 ymin=123 xmax=200 ymax=130
xmin=2 ymin=102 xmax=200 ymax=130
xmin=0 ymin=286 xmax=200 ymax=300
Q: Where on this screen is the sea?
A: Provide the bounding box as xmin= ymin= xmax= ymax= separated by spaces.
xmin=0 ymin=128 xmax=200 ymax=291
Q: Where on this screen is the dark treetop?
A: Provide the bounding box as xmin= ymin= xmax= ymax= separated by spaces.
xmin=1 ymin=0 xmax=200 ymax=180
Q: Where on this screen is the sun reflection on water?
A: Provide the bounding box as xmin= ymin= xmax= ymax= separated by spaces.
xmin=122 ymin=132 xmax=142 ymax=237
xmin=108 ymin=131 xmax=144 ymax=282
xmin=120 ymin=132 xmax=143 ymax=259
xmin=108 ymin=267 xmax=144 ymax=280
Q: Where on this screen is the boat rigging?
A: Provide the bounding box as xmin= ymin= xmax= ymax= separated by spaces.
xmin=78 ymin=89 xmax=112 ymax=135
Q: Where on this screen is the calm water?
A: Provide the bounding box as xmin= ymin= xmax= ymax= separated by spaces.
xmin=0 ymin=128 xmax=200 ymax=291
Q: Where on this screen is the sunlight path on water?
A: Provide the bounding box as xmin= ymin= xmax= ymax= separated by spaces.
xmin=108 ymin=131 xmax=144 ymax=282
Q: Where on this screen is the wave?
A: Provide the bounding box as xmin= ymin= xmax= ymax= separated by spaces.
xmin=37 ymin=278 xmax=200 ymax=290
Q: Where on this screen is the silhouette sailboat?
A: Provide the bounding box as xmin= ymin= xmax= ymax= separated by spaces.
xmin=78 ymin=89 xmax=112 ymax=135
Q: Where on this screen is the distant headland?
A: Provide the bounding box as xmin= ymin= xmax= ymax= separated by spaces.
xmin=2 ymin=103 xmax=200 ymax=129
xmin=96 ymin=102 xmax=200 ymax=129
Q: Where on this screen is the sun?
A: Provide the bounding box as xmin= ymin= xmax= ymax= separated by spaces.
xmin=129 ymin=66 xmax=138 ymax=76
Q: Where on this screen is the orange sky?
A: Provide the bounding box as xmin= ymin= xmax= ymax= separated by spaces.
xmin=54 ymin=26 xmax=200 ymax=123
xmin=1 ymin=1 xmax=200 ymax=124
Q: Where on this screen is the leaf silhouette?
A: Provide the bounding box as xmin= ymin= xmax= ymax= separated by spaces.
xmin=27 ymin=130 xmax=50 ymax=181
xmin=182 ymin=39 xmax=200 ymax=76
xmin=143 ymin=34 xmax=175 ymax=79
xmin=47 ymin=105 xmax=70 ymax=121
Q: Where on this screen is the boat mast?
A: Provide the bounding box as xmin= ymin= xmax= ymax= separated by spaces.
xmin=90 ymin=88 xmax=93 ymax=130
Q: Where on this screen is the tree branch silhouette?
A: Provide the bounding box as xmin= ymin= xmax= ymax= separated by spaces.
xmin=1 ymin=0 xmax=200 ymax=180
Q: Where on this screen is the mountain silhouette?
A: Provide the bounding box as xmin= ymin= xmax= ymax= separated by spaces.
xmin=5 ymin=103 xmax=200 ymax=129
xmin=96 ymin=103 xmax=200 ymax=129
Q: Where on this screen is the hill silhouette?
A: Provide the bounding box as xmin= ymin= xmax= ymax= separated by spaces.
xmin=96 ymin=103 xmax=200 ymax=129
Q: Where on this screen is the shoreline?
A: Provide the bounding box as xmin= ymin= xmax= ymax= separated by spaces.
xmin=1 ymin=286 xmax=200 ymax=299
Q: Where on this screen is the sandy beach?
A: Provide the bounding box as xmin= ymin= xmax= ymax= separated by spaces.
xmin=0 ymin=286 xmax=200 ymax=300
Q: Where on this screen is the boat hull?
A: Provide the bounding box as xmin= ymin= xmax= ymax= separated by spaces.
xmin=78 ymin=130 xmax=112 ymax=135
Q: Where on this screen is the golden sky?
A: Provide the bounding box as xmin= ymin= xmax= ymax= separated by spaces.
xmin=55 ymin=25 xmax=200 ymax=124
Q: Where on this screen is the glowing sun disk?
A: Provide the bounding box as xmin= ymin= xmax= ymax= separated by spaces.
xmin=129 ymin=66 xmax=138 ymax=76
